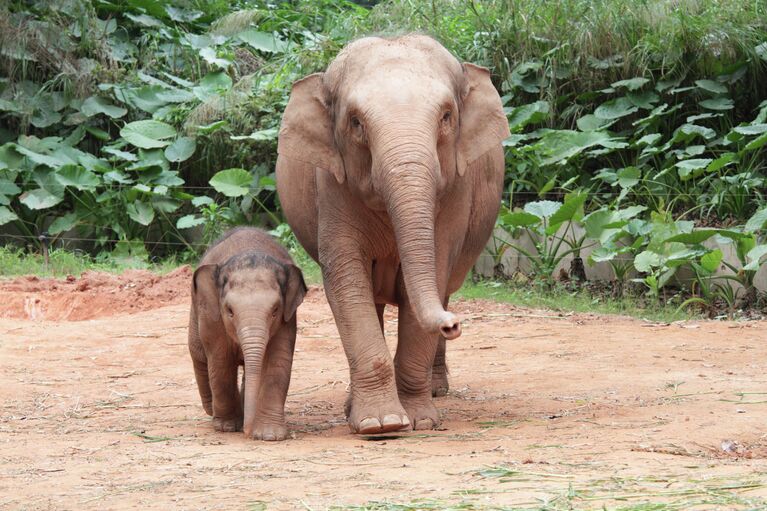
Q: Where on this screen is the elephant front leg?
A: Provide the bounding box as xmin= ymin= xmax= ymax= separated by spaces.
xmin=431 ymin=336 xmax=449 ymax=397
xmin=207 ymin=349 xmax=243 ymax=433
xmin=394 ymin=300 xmax=441 ymax=430
xmin=322 ymin=255 xmax=410 ymax=434
xmin=249 ymin=322 xmax=297 ymax=441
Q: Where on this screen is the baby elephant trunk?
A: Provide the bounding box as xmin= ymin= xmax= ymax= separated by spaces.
xmin=238 ymin=324 xmax=269 ymax=437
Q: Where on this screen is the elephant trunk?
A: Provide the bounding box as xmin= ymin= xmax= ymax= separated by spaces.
xmin=380 ymin=160 xmax=461 ymax=340
xmin=238 ymin=323 xmax=269 ymax=437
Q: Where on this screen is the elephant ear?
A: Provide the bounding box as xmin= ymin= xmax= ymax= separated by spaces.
xmin=283 ymin=264 xmax=307 ymax=322
xmin=278 ymin=73 xmax=345 ymax=184
xmin=456 ymin=63 xmax=511 ymax=176
xmin=193 ymin=264 xmax=221 ymax=323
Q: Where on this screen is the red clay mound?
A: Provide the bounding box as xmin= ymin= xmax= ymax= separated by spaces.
xmin=0 ymin=266 xmax=192 ymax=321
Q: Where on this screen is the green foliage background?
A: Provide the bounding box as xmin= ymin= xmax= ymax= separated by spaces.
xmin=0 ymin=0 xmax=765 ymax=309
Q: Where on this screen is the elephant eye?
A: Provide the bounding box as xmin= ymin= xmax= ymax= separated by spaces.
xmin=350 ymin=116 xmax=362 ymax=129
xmin=271 ymin=305 xmax=279 ymax=318
xmin=226 ymin=305 xmax=234 ymax=318
xmin=442 ymin=111 xmax=452 ymax=124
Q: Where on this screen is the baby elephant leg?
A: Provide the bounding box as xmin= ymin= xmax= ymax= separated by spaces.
xmin=250 ymin=323 xmax=296 ymax=441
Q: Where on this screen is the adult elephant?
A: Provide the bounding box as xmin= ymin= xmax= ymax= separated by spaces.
xmin=276 ymin=35 xmax=509 ymax=434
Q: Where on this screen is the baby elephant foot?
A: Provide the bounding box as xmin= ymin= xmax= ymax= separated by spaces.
xmin=247 ymin=421 xmax=288 ymax=441
xmin=431 ymin=372 xmax=449 ymax=397
xmin=400 ymin=396 xmax=440 ymax=430
xmin=212 ymin=416 xmax=243 ymax=433
xmin=347 ymin=394 xmax=410 ymax=434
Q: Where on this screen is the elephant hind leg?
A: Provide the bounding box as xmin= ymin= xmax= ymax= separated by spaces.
xmin=431 ymin=336 xmax=449 ymax=398
xmin=189 ymin=312 xmax=213 ymax=415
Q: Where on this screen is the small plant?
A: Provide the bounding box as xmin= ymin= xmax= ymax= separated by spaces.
xmin=498 ymin=191 xmax=591 ymax=289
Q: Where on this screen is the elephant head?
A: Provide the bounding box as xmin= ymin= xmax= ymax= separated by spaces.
xmin=193 ymin=253 xmax=306 ymax=437
xmin=278 ymin=35 xmax=509 ymax=339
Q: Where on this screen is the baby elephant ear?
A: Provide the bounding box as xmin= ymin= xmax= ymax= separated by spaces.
xmin=193 ymin=264 xmax=220 ymax=323
xmin=283 ymin=264 xmax=307 ymax=322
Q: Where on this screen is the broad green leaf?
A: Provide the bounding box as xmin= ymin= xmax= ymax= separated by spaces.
xmin=745 ymin=207 xmax=767 ymax=233
xmin=193 ymin=71 xmax=233 ymax=101
xmin=230 ymin=128 xmax=279 ymax=142
xmin=594 ymin=97 xmax=638 ymax=120
xmin=176 ymin=214 xmax=205 ymax=229
xmin=55 ymin=165 xmax=99 ymax=190
xmin=576 ymin=114 xmax=614 ymax=131
xmin=589 ymin=246 xmax=618 ymax=263
xmin=209 ymin=168 xmax=253 ymax=197
xmin=127 ymin=200 xmax=155 ymax=225
xmin=617 ymin=166 xmax=640 ymax=188
xmin=626 ymin=90 xmax=659 ymax=109
xmin=166 ymin=6 xmax=203 ymax=22
xmin=537 ymin=130 xmax=618 ymax=165
xmin=695 ymin=80 xmax=728 ymax=94
xmin=548 ymin=192 xmax=587 ymax=231
xmin=707 ymin=153 xmax=736 ymax=172
xmin=635 ymin=133 xmax=662 ymax=147
xmin=507 ymin=101 xmax=549 ymax=131
xmin=673 ymin=123 xmax=716 ymax=142
xmin=48 ymin=212 xmax=78 ymax=234
xmin=744 ymin=133 xmax=767 ymax=151
xmin=19 ymin=188 xmax=63 ymax=209
xmin=744 ymin=245 xmax=767 ymax=271
xmin=524 ymin=200 xmax=561 ymax=220
xmin=700 ymin=97 xmax=734 ymax=110
xmin=237 ymin=29 xmax=287 ymax=53
xmin=192 ymin=195 xmax=214 ymax=207
xmin=733 ymin=124 xmax=767 ymax=135
xmin=199 ymin=47 xmax=231 ymax=69
xmin=14 ymin=145 xmax=66 ymax=168
xmin=676 ymin=158 xmax=712 ymax=179
xmin=80 ymin=96 xmax=127 ymax=118
xmin=664 ymin=229 xmax=720 ymax=244
xmin=699 ymin=249 xmax=723 ymax=273
xmin=611 ymin=77 xmax=649 ymax=91
xmin=121 ymin=120 xmax=176 ymax=149
xmin=501 ymin=210 xmax=540 ymax=228
xmin=0 ymin=178 xmax=21 ymax=197
xmin=195 ymin=120 xmax=228 ymax=134
xmin=634 ymin=251 xmax=662 ymax=272
xmin=164 ymin=137 xmax=196 ymax=162
xmin=0 ymin=206 xmax=18 ymax=225
xmin=102 ymin=146 xmax=138 ymax=161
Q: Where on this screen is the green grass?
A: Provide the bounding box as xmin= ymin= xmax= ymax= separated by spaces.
xmin=456 ymin=279 xmax=696 ymax=323
xmin=0 ymin=246 xmax=182 ymax=278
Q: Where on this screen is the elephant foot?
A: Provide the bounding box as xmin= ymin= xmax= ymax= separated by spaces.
xmin=346 ymin=392 xmax=410 ymax=434
xmin=431 ymin=372 xmax=449 ymax=397
xmin=400 ymin=395 xmax=440 ymax=430
xmin=247 ymin=421 xmax=288 ymax=441
xmin=212 ymin=415 xmax=243 ymax=433
xmin=202 ymin=399 xmax=213 ymax=416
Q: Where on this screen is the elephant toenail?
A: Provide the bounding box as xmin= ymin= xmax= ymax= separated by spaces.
xmin=382 ymin=414 xmax=403 ymax=427
xmin=358 ymin=417 xmax=382 ymax=433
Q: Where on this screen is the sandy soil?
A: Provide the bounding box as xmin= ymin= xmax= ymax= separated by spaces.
xmin=1 ymin=270 xmax=767 ymax=510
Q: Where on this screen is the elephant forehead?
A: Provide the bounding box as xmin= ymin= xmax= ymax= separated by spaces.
xmin=222 ymin=267 xmax=282 ymax=292
xmin=346 ymin=73 xmax=454 ymax=109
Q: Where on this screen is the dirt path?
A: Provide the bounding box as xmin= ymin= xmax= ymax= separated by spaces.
xmin=1 ymin=271 xmax=767 ymax=510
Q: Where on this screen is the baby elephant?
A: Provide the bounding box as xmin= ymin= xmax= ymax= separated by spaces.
xmin=188 ymin=227 xmax=307 ymax=440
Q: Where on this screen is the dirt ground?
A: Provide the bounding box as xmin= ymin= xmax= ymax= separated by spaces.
xmin=1 ymin=270 xmax=767 ymax=510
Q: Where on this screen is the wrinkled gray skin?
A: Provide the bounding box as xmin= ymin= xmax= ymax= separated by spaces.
xmin=188 ymin=227 xmax=307 ymax=441
xmin=275 ymin=35 xmax=509 ymax=434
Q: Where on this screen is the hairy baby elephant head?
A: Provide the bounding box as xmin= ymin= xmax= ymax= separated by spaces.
xmin=278 ymin=35 xmax=509 ymax=338
xmin=193 ymin=253 xmax=306 ymax=438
